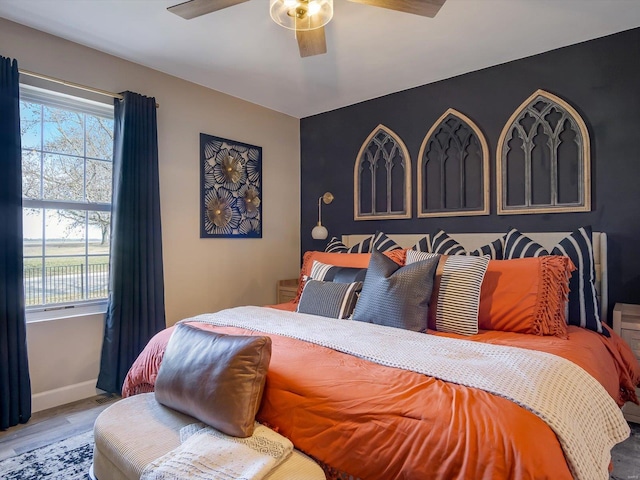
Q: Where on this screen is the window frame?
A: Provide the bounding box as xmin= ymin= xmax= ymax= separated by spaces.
xmin=353 ymin=124 xmax=412 ymax=221
xmin=20 ymin=84 xmax=114 ymax=321
xmin=496 ymin=89 xmax=591 ymax=215
xmin=417 ymin=108 xmax=490 ymax=218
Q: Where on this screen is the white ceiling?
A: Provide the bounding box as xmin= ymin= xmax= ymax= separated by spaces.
xmin=1 ymin=0 xmax=640 ymax=118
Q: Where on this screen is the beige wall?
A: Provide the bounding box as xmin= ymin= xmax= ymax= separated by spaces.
xmin=0 ymin=18 xmax=301 ymax=410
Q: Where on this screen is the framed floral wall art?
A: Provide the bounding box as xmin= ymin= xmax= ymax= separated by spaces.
xmin=200 ymin=133 xmax=262 ymax=238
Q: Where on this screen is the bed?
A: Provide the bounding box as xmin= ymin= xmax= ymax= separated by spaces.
xmin=122 ymin=230 xmax=640 ymax=480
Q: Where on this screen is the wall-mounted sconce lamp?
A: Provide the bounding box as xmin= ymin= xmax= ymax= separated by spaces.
xmin=311 ymin=192 xmax=334 ymax=240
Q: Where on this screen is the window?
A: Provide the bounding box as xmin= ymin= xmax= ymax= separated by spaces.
xmin=20 ymin=85 xmax=114 ymax=312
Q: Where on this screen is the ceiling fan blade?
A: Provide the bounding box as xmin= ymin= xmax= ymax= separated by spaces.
xmin=167 ymin=0 xmax=250 ymax=19
xmin=295 ymin=12 xmax=328 ymax=59
xmin=347 ymin=0 xmax=446 ymax=18
xmin=296 ymin=27 xmax=327 ymax=58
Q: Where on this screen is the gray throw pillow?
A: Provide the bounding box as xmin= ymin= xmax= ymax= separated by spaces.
xmin=155 ymin=323 xmax=271 ymax=438
xmin=297 ymin=279 xmax=362 ymax=319
xmin=352 ymin=249 xmax=439 ymax=332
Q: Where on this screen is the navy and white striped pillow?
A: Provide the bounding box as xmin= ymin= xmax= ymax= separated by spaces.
xmin=472 ymin=237 xmax=504 ymax=259
xmin=410 ymin=235 xmax=431 ymax=252
xmin=431 ymin=229 xmax=503 ymax=259
xmin=431 ymin=230 xmax=465 ymax=255
xmin=324 ymin=231 xmax=401 ymax=254
xmin=296 ymin=279 xmax=362 ymax=319
xmin=371 ymin=231 xmax=402 ymax=252
xmin=551 ymin=226 xmax=607 ymax=336
xmin=325 ymin=235 xmax=373 ymax=253
xmin=324 ymin=237 xmax=349 ymax=253
xmin=503 ymin=228 xmax=548 ymax=258
xmin=503 ymin=227 xmax=607 ymax=336
xmin=309 ymin=261 xmax=367 ymax=283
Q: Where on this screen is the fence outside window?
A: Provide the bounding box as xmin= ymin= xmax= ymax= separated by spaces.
xmin=24 ymin=262 xmax=109 ymax=306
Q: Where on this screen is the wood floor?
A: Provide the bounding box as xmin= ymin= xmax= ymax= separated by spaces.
xmin=611 ymin=421 xmax=640 ymax=480
xmin=0 ymin=395 xmax=638 ymax=479
xmin=0 ymin=393 xmax=119 ymax=462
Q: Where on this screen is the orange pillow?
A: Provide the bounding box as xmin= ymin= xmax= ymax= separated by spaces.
xmin=477 ymin=256 xmax=575 ymax=338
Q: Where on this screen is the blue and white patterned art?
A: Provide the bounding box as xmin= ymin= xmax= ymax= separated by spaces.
xmin=200 ymin=133 xmax=262 ymax=238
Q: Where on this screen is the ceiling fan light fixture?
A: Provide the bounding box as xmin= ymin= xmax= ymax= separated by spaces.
xmin=270 ymin=0 xmax=333 ymax=31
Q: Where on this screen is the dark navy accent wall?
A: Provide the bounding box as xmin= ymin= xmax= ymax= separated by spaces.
xmin=300 ymin=27 xmax=640 ymax=314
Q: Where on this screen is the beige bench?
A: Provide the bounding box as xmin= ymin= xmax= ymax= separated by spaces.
xmin=91 ymin=393 xmax=326 ymax=480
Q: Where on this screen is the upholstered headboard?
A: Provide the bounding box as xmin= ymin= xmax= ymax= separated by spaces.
xmin=342 ymin=232 xmax=608 ymax=323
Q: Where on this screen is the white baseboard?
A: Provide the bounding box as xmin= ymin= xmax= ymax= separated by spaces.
xmin=32 ymin=379 xmax=99 ymax=413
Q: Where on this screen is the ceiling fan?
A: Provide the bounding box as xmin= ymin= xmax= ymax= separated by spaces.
xmin=167 ymin=0 xmax=447 ymax=58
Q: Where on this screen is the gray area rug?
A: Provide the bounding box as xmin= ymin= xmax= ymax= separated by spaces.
xmin=0 ymin=423 xmax=638 ymax=479
xmin=0 ymin=430 xmax=92 ymax=480
xmin=611 ymin=421 xmax=640 ymax=480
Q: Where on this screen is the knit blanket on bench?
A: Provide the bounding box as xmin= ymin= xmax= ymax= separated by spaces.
xmin=140 ymin=422 xmax=293 ymax=480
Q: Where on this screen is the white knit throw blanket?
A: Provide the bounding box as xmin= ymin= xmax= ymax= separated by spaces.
xmin=185 ymin=306 xmax=630 ymax=480
xmin=140 ymin=422 xmax=293 ymax=480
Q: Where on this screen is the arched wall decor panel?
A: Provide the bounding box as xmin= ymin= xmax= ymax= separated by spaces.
xmin=496 ymin=89 xmax=591 ymax=215
xmin=417 ymin=109 xmax=489 ymax=217
xmin=354 ymin=124 xmax=411 ymax=220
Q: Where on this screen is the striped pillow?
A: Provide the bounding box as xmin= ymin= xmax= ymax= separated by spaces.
xmin=431 ymin=230 xmax=465 ymax=255
xmin=296 ymin=279 xmax=362 ymax=319
xmin=503 ymin=227 xmax=607 ymax=337
xmin=431 ymin=229 xmax=503 ymax=259
xmin=309 ymin=260 xmax=367 ymax=283
xmin=324 ymin=235 xmax=373 ymax=253
xmin=407 ymin=250 xmax=490 ymax=336
xmin=410 ymin=235 xmax=431 ymax=252
xmin=325 ymin=237 xmax=354 ymax=253
xmin=324 ymin=231 xmax=401 ymax=254
xmin=372 ymin=231 xmax=402 ymax=252
xmin=503 ymin=228 xmax=548 ymax=258
xmin=551 ymin=226 xmax=607 ymax=336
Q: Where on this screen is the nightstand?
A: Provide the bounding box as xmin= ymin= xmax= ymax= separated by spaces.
xmin=277 ymin=278 xmax=299 ymax=304
xmin=613 ymin=303 xmax=640 ymax=424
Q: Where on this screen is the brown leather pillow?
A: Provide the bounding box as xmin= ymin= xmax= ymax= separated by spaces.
xmin=155 ymin=323 xmax=272 ymax=437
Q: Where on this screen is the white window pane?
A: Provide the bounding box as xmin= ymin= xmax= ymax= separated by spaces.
xmin=43 ymin=154 xmax=84 ymax=201
xmin=88 ymin=211 xmax=110 ymax=254
xmin=23 ymin=208 xmax=43 ymax=255
xmin=86 ymin=115 xmax=113 ymax=160
xmin=45 ymin=256 xmax=85 ymax=304
xmin=45 ymin=209 xmax=86 ymax=256
xmin=86 ymin=159 xmax=112 ymax=203
xmin=22 ymin=150 xmax=42 ymax=199
xmin=20 ymin=101 xmax=42 ymax=151
xmin=43 ymin=106 xmax=84 ymax=156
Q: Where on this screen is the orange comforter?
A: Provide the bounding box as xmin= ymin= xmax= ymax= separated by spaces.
xmin=122 ymin=309 xmax=640 ymax=480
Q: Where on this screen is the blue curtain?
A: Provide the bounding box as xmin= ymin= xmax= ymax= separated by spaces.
xmin=0 ymin=56 xmax=31 ymax=429
xmin=97 ymin=91 xmax=165 ymax=394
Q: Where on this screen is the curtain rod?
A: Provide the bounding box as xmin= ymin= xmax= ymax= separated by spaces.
xmin=18 ymin=68 xmax=160 ymax=108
